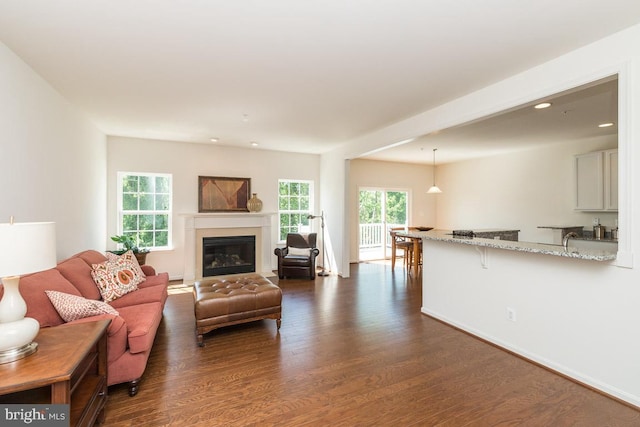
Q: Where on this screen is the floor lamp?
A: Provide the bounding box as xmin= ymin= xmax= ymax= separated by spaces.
xmin=307 ymin=211 xmax=329 ymax=276
xmin=0 ymin=218 xmax=57 ymax=363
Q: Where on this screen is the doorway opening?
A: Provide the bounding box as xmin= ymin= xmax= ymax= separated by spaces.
xmin=358 ymin=188 xmax=409 ymax=261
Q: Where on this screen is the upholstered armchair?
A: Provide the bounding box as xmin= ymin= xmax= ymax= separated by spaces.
xmin=274 ymin=233 xmax=320 ymax=280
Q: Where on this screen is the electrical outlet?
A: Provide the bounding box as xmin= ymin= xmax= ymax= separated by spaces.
xmin=507 ymin=307 xmax=517 ymax=322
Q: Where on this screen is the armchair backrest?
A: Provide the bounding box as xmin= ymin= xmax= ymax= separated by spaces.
xmin=286 ymin=233 xmax=317 ymax=249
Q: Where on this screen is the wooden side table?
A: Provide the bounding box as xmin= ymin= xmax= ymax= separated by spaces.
xmin=0 ymin=319 xmax=109 ymax=427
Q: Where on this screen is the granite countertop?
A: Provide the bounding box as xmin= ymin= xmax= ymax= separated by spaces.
xmin=468 ymin=228 xmax=521 ymax=233
xmin=537 ymin=225 xmax=584 ymax=229
xmin=397 ymin=229 xmax=617 ymax=262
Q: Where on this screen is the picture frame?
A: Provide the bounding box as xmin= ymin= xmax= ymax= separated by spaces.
xmin=198 ymin=176 xmax=251 ymax=212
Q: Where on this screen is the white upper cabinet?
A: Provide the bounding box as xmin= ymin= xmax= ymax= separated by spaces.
xmin=574 ymin=149 xmax=618 ymax=211
xmin=604 ymin=149 xmax=618 ymax=211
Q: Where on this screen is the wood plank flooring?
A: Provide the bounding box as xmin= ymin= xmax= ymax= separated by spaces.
xmin=104 ymin=262 xmax=640 ymax=426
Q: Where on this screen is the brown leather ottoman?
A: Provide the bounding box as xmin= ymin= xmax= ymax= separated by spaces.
xmin=193 ymin=274 xmax=282 ymax=346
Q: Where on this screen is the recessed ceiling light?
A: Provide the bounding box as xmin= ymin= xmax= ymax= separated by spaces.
xmin=210 ymin=137 xmax=219 ymax=143
xmin=534 ymin=102 xmax=552 ymax=109
xmin=598 ymin=122 xmax=615 ymax=128
xmin=250 ymin=141 xmax=259 ymax=147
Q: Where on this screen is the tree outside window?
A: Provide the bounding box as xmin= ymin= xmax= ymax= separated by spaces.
xmin=278 ymin=180 xmax=313 ymax=241
xmin=118 ymin=172 xmax=172 ymax=250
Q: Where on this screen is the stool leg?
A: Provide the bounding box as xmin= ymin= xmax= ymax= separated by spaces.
xmin=391 ymin=247 xmax=396 ymax=270
xmin=405 ymin=248 xmax=412 ymax=271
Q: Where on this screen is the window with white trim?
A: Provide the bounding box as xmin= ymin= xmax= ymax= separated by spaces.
xmin=117 ymin=172 xmax=172 ymax=250
xmin=278 ymin=179 xmax=314 ymax=241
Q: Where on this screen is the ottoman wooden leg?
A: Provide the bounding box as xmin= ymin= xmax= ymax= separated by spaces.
xmin=197 ymin=332 xmax=204 ymax=347
xmin=276 ymin=319 xmax=282 ymax=330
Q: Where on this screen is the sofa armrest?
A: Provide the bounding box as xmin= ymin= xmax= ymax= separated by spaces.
xmin=66 ymin=313 xmax=124 ymax=336
xmin=141 ymin=265 xmax=156 ymax=276
xmin=65 ymin=314 xmax=128 ymax=363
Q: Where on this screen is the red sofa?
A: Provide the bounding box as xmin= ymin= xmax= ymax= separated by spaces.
xmin=0 ymin=250 xmax=168 ymax=396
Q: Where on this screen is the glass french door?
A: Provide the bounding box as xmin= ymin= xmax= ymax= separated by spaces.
xmin=358 ymin=188 xmax=408 ymax=261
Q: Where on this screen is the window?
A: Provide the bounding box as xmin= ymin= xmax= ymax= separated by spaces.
xmin=278 ymin=179 xmax=313 ymax=241
xmin=117 ymin=172 xmax=172 ymax=250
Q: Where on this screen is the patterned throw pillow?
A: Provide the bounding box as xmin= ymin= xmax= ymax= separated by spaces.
xmin=105 ymin=250 xmax=146 ymax=279
xmin=45 ymin=290 xmax=119 ymax=322
xmin=91 ymin=253 xmax=145 ymax=302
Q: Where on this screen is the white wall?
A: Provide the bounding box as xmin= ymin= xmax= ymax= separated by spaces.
xmin=348 ymin=159 xmax=436 ymax=262
xmin=422 ymin=240 xmax=640 ymax=406
xmin=328 ymin=23 xmax=640 ymax=405
xmin=107 ymin=136 xmax=320 ymax=279
xmin=0 ymin=42 xmax=106 ymax=260
xmin=438 ymin=137 xmax=618 ymax=243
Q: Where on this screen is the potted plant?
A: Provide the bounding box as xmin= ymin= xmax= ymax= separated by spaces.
xmin=110 ymin=234 xmax=150 ymax=265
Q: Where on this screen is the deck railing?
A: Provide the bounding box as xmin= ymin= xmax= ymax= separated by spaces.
xmin=359 ymin=223 xmax=405 ymax=248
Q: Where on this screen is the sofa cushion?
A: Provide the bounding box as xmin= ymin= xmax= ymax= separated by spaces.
xmin=108 ymin=282 xmax=168 ymax=309
xmin=91 ymin=257 xmax=144 ymax=302
xmin=72 ymin=249 xmax=108 ymax=266
xmin=56 ymin=257 xmax=102 ymax=300
xmin=19 ymin=269 xmax=83 ymax=328
xmin=117 ymin=303 xmax=164 ymax=354
xmin=138 ymin=271 xmax=169 ymax=289
xmin=45 ymin=290 xmax=119 ymax=322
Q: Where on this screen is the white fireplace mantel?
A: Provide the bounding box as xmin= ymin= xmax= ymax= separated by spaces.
xmin=181 ymin=212 xmax=276 ymax=282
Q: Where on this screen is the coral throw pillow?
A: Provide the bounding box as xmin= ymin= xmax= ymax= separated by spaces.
xmin=45 ymin=290 xmax=119 ymax=322
xmin=91 ymin=253 xmax=145 ymax=302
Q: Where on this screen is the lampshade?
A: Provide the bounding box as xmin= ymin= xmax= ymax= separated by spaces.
xmin=0 ymin=220 xmax=56 ymax=363
xmin=0 ymin=221 xmax=57 ymax=277
xmin=427 ymin=185 xmax=442 ymax=194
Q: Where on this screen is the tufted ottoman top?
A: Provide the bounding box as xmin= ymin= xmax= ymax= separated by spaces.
xmin=193 ymin=274 xmax=282 ymax=324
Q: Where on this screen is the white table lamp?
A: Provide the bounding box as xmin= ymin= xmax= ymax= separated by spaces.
xmin=0 ymin=219 xmax=56 ymax=363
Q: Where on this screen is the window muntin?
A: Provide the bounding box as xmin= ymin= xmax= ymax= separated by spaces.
xmin=118 ymin=172 xmax=172 ymax=250
xmin=278 ymin=180 xmax=313 ymax=241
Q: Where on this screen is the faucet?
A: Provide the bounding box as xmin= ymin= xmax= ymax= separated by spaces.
xmin=562 ymin=232 xmax=579 ymax=249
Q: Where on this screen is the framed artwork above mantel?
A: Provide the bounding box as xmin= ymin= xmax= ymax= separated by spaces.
xmin=198 ymin=176 xmax=250 ymax=213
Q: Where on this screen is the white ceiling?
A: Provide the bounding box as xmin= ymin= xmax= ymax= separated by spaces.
xmin=364 ymin=77 xmax=619 ymax=164
xmin=0 ymin=1 xmax=638 ymax=161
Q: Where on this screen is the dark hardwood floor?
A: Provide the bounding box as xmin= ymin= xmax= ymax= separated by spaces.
xmin=104 ymin=262 xmax=639 ymax=426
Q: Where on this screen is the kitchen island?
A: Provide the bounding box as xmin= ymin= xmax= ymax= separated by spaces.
xmin=399 ymin=228 xmax=626 ymax=407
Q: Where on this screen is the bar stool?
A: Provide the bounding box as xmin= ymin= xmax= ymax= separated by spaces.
xmin=390 ymin=228 xmax=413 ymax=271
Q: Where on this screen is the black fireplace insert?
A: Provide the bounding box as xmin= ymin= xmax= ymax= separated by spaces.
xmin=202 ymin=235 xmax=256 ymax=277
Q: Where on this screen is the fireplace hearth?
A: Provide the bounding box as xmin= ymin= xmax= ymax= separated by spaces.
xmin=202 ymin=235 xmax=256 ymax=277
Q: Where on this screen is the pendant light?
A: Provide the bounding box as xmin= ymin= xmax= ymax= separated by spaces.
xmin=427 ymin=148 xmax=442 ymax=194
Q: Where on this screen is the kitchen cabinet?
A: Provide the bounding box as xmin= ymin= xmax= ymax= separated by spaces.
xmin=604 ymin=149 xmax=618 ymax=210
xmin=574 ymin=149 xmax=617 ymax=211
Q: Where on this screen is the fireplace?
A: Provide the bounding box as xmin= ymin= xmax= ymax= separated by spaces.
xmin=183 ymin=212 xmax=275 ymax=282
xmin=202 ymin=235 xmax=256 ymax=277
